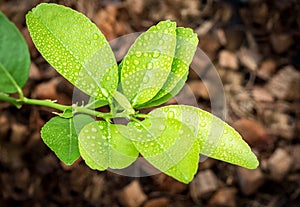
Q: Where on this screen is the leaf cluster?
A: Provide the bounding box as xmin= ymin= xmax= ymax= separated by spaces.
xmin=0 ymin=4 xmax=259 ymax=184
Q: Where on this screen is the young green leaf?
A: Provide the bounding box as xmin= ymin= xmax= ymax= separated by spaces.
xmin=78 ymin=121 xmax=138 ymax=170
xmin=41 ymin=114 xmax=94 ymax=165
xmin=0 ymin=12 xmax=30 ymax=94
xmin=26 ymin=3 xmax=118 ymax=101
xmin=139 ymin=71 xmax=188 ymax=109
xmin=137 ymin=27 xmax=198 ymax=108
xmin=112 ymin=90 xmax=134 ymax=113
xmin=128 ymin=117 xmax=200 ymax=184
xmin=120 ymin=20 xmax=177 ymax=106
xmin=150 ymin=105 xmax=259 ymax=169
xmin=87 ymin=98 xmax=108 ymax=109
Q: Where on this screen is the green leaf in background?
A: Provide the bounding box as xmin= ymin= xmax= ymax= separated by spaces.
xmin=78 ymin=121 xmax=138 ymax=170
xmin=120 ymin=20 xmax=177 ymax=106
xmin=137 ymin=27 xmax=198 ymax=108
xmin=26 ymin=3 xmax=118 ymax=101
xmin=41 ymin=114 xmax=94 ymax=165
xmin=128 ymin=117 xmax=199 ymax=183
xmin=0 ymin=12 xmax=30 ymax=94
xmin=150 ymin=105 xmax=259 ymax=169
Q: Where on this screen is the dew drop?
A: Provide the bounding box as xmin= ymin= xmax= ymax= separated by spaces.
xmin=163 ymin=108 xmax=169 ymax=112
xmin=91 ymin=128 xmax=97 ymax=132
xmin=147 ymin=62 xmax=153 ymax=69
xmin=200 ymin=122 xmax=206 ymax=127
xmin=133 ymin=60 xmax=139 ymax=65
xmin=93 ymin=33 xmax=99 ymax=40
xmin=153 ymin=50 xmax=161 ymax=58
xmin=159 ymin=125 xmax=165 ymax=131
xmin=143 ymin=75 xmax=149 ymax=83
xmin=168 ymin=111 xmax=174 ymax=118
xmin=86 ymin=40 xmax=91 ymax=45
xmin=135 ymin=51 xmax=142 ymax=57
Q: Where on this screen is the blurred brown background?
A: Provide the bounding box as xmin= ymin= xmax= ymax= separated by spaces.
xmin=0 ymin=0 xmax=299 ymax=206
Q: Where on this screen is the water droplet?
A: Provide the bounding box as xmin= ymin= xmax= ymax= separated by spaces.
xmin=163 ymin=108 xmax=169 ymax=112
xmin=200 ymin=122 xmax=206 ymax=127
xmin=147 ymin=62 xmax=153 ymax=69
xmin=143 ymin=75 xmax=149 ymax=83
xmin=106 ymin=76 xmax=111 ymax=81
xmin=91 ymin=128 xmax=97 ymax=132
xmin=168 ymin=111 xmax=174 ymax=118
xmin=144 ymin=35 xmax=149 ymax=41
xmin=159 ymin=125 xmax=165 ymax=131
xmin=134 ymin=60 xmax=139 ymax=65
xmin=153 ymin=50 xmax=161 ymax=58
xmin=135 ymin=51 xmax=142 ymax=57
xmin=93 ymin=33 xmax=99 ymax=40
xmin=223 ymin=129 xmax=228 ymax=134
xmin=86 ymin=40 xmax=91 ymax=45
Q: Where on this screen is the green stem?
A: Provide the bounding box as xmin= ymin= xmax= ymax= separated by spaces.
xmin=0 ymin=93 xmax=20 ymax=107
xmin=23 ymin=97 xmax=68 ymax=111
xmin=0 ymin=94 xmax=109 ymax=118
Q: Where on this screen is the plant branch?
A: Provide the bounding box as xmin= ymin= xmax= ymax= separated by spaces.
xmin=0 ymin=94 xmax=109 ymax=118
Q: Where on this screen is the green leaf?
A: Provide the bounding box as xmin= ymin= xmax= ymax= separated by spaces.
xmin=112 ymin=90 xmax=134 ymax=113
xmin=128 ymin=117 xmax=200 ymax=183
xmin=87 ymin=97 xmax=108 ymax=109
xmin=138 ymin=27 xmax=198 ymax=108
xmin=0 ymin=12 xmax=30 ymax=93
xmin=26 ymin=3 xmax=118 ymax=101
xmin=120 ymin=20 xmax=177 ymax=106
xmin=139 ymin=71 xmax=188 ymax=109
xmin=54 ymin=107 xmax=73 ymax=118
xmin=41 ymin=114 xmax=94 ymax=165
xmin=78 ymin=121 xmax=138 ymax=170
xmin=150 ymin=105 xmax=259 ymax=169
